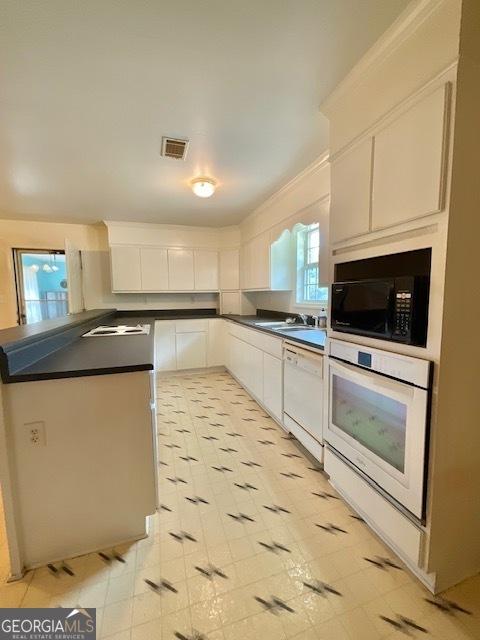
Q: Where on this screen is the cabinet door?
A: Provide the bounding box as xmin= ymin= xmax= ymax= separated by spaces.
xmin=226 ymin=332 xmax=241 ymax=378
xmin=240 ymin=243 xmax=251 ymax=290
xmin=330 ymin=138 xmax=373 ymax=243
xmin=194 ymin=250 xmax=219 ymax=290
xmin=140 ymin=248 xmax=169 ymax=291
xmin=154 ymin=321 xmax=176 ymax=371
xmin=168 ymin=249 xmax=194 ymax=290
xmin=250 ymin=234 xmax=270 ymax=289
xmin=372 ymin=83 xmax=449 ymax=230
xmin=220 ymin=291 xmax=241 ymax=315
xmin=219 ymin=248 xmax=240 ymax=290
xmin=110 ymin=246 xmax=141 ymax=291
xmin=207 ymin=319 xmax=224 ymax=367
xmin=263 ymin=353 xmax=282 ymax=422
xmin=176 ymin=332 xmax=207 ymax=370
xmin=270 ymin=229 xmax=293 ymax=291
xmin=241 ymin=341 xmax=264 ymax=399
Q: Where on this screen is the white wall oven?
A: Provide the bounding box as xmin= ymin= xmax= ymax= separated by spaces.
xmin=325 ymin=339 xmax=432 ymax=521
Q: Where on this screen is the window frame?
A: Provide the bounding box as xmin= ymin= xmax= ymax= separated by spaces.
xmin=295 ymin=223 xmax=328 ymax=307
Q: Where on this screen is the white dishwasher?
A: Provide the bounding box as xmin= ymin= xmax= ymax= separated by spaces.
xmin=283 ymin=343 xmax=324 ymax=463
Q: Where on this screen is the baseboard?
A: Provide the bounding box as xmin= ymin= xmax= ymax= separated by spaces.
xmin=156 ymin=366 xmax=226 ymax=377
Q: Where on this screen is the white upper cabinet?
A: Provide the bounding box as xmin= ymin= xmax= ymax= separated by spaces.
xmin=240 ymin=229 xmax=292 ymax=291
xmin=167 ymin=249 xmax=194 ymax=290
xmin=330 ymin=138 xmax=373 ymax=243
xmin=371 ymin=83 xmax=450 ymax=230
xmin=110 ymin=246 xmax=142 ymax=291
xmin=328 ymin=82 xmax=451 ymax=245
xmin=219 ymin=248 xmax=240 ymax=290
xmin=110 ymin=244 xmax=219 ymax=292
xmin=194 ymin=250 xmax=219 ymax=291
xmin=140 ymin=247 xmax=169 ymax=291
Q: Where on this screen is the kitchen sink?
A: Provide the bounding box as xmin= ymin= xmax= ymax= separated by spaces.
xmin=275 ymin=326 xmax=316 ymax=333
xmin=254 ymin=321 xmax=291 ymax=328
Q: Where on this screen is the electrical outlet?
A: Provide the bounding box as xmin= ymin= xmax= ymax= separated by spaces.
xmin=25 ymin=421 xmax=46 ymax=446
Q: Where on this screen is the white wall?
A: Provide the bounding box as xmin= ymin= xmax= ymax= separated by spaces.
xmin=240 ymin=153 xmax=330 ymax=315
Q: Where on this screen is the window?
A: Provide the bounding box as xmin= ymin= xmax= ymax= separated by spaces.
xmin=296 ymin=223 xmax=328 ymax=305
xmin=13 ymin=249 xmax=68 ymax=324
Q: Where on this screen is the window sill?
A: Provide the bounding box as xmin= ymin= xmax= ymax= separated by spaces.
xmin=294 ymin=302 xmax=328 ymax=310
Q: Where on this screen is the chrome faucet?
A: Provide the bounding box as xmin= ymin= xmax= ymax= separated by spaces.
xmin=298 ymin=313 xmax=308 ymax=326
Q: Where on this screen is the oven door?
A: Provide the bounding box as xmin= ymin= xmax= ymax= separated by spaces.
xmin=326 ymin=357 xmax=428 ymax=519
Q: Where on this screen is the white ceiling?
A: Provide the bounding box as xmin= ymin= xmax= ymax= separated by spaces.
xmin=0 ymin=0 xmax=409 ymax=226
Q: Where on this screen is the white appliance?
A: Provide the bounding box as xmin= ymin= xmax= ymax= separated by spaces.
xmin=83 ymin=324 xmax=151 ymax=337
xmin=283 ymin=343 xmax=324 ymax=462
xmin=325 ymin=338 xmax=432 ymax=520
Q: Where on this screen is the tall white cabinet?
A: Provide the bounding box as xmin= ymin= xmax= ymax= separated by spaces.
xmin=329 ymin=82 xmax=451 ymax=244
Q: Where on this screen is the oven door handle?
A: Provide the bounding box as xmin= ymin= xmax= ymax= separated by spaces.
xmin=328 ymin=357 xmax=416 ymax=398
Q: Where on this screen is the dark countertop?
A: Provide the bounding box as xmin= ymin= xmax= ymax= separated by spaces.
xmin=0 ymin=308 xmax=220 ymax=383
xmin=222 ymin=315 xmax=326 ymax=351
xmin=0 ymin=309 xmax=115 ymax=352
xmin=1 ymin=317 xmax=156 ymax=384
xmin=0 ymin=307 xmax=325 ymax=384
xmin=7 ymin=320 xmax=156 ymax=382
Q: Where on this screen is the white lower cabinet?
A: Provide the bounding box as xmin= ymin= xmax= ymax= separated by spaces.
xmin=154 ymin=321 xmax=176 ymax=371
xmin=242 ymin=341 xmax=264 ymax=400
xmin=263 ymin=352 xmax=282 ymax=421
xmin=325 ymin=448 xmax=424 ymax=568
xmin=176 ymin=332 xmax=207 ymax=370
xmin=154 ymin=319 xmax=283 ymax=425
xmin=226 ymin=323 xmax=283 ymax=423
xmin=207 ymin=319 xmax=225 ymax=367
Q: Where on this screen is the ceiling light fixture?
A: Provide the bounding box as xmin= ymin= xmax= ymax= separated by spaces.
xmin=191 ymin=177 xmax=216 ymax=198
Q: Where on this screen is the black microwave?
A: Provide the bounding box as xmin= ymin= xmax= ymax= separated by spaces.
xmin=331 ymin=276 xmax=429 ymax=346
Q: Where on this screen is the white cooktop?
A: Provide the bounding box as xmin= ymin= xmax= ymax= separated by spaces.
xmin=82 ymin=324 xmax=151 ymax=337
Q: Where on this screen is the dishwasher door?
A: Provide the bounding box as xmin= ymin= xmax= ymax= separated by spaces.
xmin=283 ymin=346 xmax=324 ymax=442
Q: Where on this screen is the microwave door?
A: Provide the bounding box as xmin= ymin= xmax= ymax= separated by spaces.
xmin=333 ymin=281 xmax=394 ymax=338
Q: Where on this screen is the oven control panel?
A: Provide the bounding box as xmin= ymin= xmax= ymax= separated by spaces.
xmin=393 ymin=291 xmax=412 ymax=339
xmin=328 ymin=339 xmax=431 ymax=389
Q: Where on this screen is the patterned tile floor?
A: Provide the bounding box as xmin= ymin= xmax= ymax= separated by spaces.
xmin=0 ymin=371 xmax=479 ymax=639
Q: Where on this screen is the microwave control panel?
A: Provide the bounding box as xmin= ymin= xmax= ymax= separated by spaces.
xmin=393 ymin=291 xmax=412 ymax=338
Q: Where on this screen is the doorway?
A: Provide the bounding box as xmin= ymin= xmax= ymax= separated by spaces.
xmin=13 ymin=249 xmax=68 ymax=325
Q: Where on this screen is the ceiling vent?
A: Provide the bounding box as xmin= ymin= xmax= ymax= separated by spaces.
xmin=161 ymin=137 xmax=189 ymax=160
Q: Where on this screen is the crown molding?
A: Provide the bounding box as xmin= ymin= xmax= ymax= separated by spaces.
xmin=103 ymin=220 xmax=221 ymax=233
xmin=243 ymin=150 xmax=330 ymax=225
xmin=320 ymin=0 xmax=452 ymax=115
